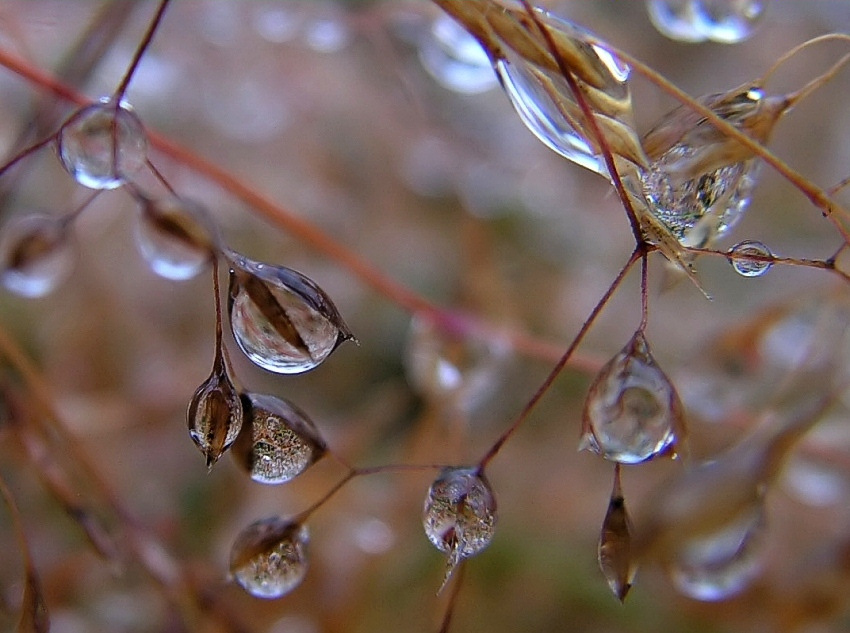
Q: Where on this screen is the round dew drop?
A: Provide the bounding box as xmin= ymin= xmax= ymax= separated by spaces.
xmin=418 ymin=12 xmax=497 ymax=95
xmin=0 ymin=213 xmax=76 ymax=298
xmin=230 ymin=517 xmax=309 ymax=599
xmin=646 ymin=0 xmax=765 ymax=44
xmin=57 ymin=99 xmax=147 ymax=190
xmin=728 ymin=240 xmax=772 ymax=277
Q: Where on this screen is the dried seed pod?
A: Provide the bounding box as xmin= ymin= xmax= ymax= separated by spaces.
xmin=0 ymin=214 xmax=76 ymax=298
xmin=598 ymin=465 xmax=636 ymax=602
xmin=186 ymin=354 xmax=243 ymax=468
xmin=57 ymin=98 xmax=147 ymax=190
xmin=228 ymin=253 xmax=354 ymax=374
xmin=581 ymin=331 xmax=686 ymax=464
xmin=231 ymin=393 xmax=327 ymax=485
xmin=229 ymin=517 xmax=309 ymax=599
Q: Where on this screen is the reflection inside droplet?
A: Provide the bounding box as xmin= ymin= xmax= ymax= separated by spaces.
xmin=419 ymin=12 xmax=497 ymax=94
xmin=0 ymin=213 xmax=76 ymax=298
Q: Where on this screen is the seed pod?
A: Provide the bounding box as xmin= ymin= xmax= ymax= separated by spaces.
xmin=186 ymin=354 xmax=243 ymax=468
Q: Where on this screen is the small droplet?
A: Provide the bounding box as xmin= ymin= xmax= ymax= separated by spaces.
xmin=230 ymin=517 xmax=309 ymax=599
xmin=134 ymin=195 xmax=217 ymax=281
xmin=228 ymin=253 xmax=354 ymax=374
xmin=419 ymin=12 xmax=497 ymax=95
xmin=57 ymin=99 xmax=147 ymax=190
xmin=0 ymin=214 xmax=76 ymax=298
xmin=647 ymin=0 xmax=765 ymax=43
xmin=231 ymin=393 xmax=327 ymax=485
xmin=667 ymin=505 xmax=767 ymax=601
xmin=728 ymin=240 xmax=773 ymax=277
xmin=646 ymin=0 xmax=706 ymax=42
xmin=423 ymin=467 xmax=497 ymax=588
xmin=598 ymin=466 xmax=636 ymax=602
xmin=581 ymin=331 xmax=686 ymax=464
xmin=187 ymin=356 xmax=243 ymax=468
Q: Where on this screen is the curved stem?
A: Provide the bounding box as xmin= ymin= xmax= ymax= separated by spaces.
xmin=112 ymin=0 xmax=172 ymax=103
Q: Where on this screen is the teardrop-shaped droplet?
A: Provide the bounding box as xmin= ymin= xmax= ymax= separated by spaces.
xmin=727 ymin=240 xmax=772 ymax=277
xmin=419 ymin=12 xmax=497 ymax=95
xmin=598 ymin=466 xmax=636 ymax=602
xmin=647 ymin=0 xmax=765 ymax=43
xmin=57 ymin=99 xmax=147 ymax=190
xmin=231 ymin=392 xmax=327 ymax=485
xmin=646 ymin=0 xmax=707 ymax=42
xmin=0 ymin=214 xmax=76 ymax=298
xmin=230 ymin=517 xmax=309 ymax=599
xmin=667 ymin=504 xmax=767 ymax=601
xmin=134 ymin=195 xmax=218 ymax=281
xmin=187 ymin=357 xmax=243 ymax=468
xmin=423 ymin=467 xmax=497 ymax=586
xmin=581 ymin=331 xmax=686 ymax=464
xmin=228 ymin=253 xmax=354 ymax=374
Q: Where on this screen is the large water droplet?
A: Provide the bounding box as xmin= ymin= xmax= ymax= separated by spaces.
xmin=230 ymin=517 xmax=309 ymax=599
xmin=646 ymin=0 xmax=706 ymax=42
xmin=423 ymin=467 xmax=497 ymax=586
xmin=598 ymin=466 xmax=636 ymax=602
xmin=667 ymin=505 xmax=767 ymax=601
xmin=231 ymin=393 xmax=327 ymax=485
xmin=187 ymin=357 xmax=243 ymax=468
xmin=57 ymin=99 xmax=147 ymax=190
xmin=647 ymin=0 xmax=765 ymax=43
xmin=728 ymin=240 xmax=773 ymax=277
xmin=134 ymin=196 xmax=218 ymax=281
xmin=0 ymin=213 xmax=76 ymax=298
xmin=228 ymin=253 xmax=354 ymax=374
xmin=419 ymin=12 xmax=497 ymax=95
xmin=581 ymin=331 xmax=686 ymax=463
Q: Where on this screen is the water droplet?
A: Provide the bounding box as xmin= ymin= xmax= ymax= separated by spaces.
xmin=230 ymin=517 xmax=309 ymax=599
xmin=228 ymin=253 xmax=354 ymax=374
xmin=231 ymin=393 xmax=327 ymax=485
xmin=728 ymin=240 xmax=773 ymax=277
xmin=581 ymin=331 xmax=686 ymax=463
xmin=419 ymin=13 xmax=497 ymax=95
xmin=423 ymin=467 xmax=497 ymax=587
xmin=187 ymin=356 xmax=243 ymax=468
xmin=134 ymin=196 xmax=217 ymax=281
xmin=0 ymin=214 xmax=76 ymax=298
xmin=57 ymin=99 xmax=147 ymax=190
xmin=667 ymin=505 xmax=767 ymax=601
xmin=598 ymin=466 xmax=636 ymax=602
xmin=647 ymin=0 xmax=765 ymax=43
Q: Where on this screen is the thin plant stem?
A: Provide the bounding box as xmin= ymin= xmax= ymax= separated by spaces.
xmin=112 ymin=0 xmax=172 ymax=103
xmin=438 ymin=560 xmax=466 ymax=633
xmin=639 ymin=253 xmax=649 ymax=333
xmin=0 ymin=134 xmax=54 ymax=178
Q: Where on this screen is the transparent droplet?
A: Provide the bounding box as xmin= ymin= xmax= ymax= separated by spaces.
xmin=647 ymin=0 xmax=765 ymax=43
xmin=230 ymin=517 xmax=309 ymax=599
xmin=187 ymin=356 xmax=243 ymax=468
xmin=0 ymin=213 xmax=76 ymax=298
xmin=423 ymin=467 xmax=497 ymax=587
xmin=728 ymin=240 xmax=773 ymax=277
xmin=419 ymin=12 xmax=497 ymax=95
xmin=228 ymin=253 xmax=354 ymax=374
xmin=57 ymin=99 xmax=147 ymax=190
xmin=581 ymin=331 xmax=686 ymax=463
xmin=646 ymin=0 xmax=707 ymax=42
xmin=231 ymin=392 xmax=327 ymax=485
xmin=598 ymin=466 xmax=636 ymax=602
xmin=667 ymin=505 xmax=767 ymax=601
xmin=134 ymin=196 xmax=217 ymax=281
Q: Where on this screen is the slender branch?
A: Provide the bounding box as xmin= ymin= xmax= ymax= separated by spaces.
xmin=112 ymin=0 xmax=172 ymax=103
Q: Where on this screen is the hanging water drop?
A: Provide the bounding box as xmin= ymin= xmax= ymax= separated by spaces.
xmin=230 ymin=517 xmax=309 ymax=599
xmin=647 ymin=0 xmax=765 ymax=43
xmin=228 ymin=253 xmax=354 ymax=374
xmin=187 ymin=354 xmax=243 ymax=468
xmin=728 ymin=240 xmax=773 ymax=277
xmin=0 ymin=214 xmax=76 ymax=298
xmin=134 ymin=195 xmax=218 ymax=281
xmin=231 ymin=393 xmax=327 ymax=485
xmin=581 ymin=331 xmax=686 ymax=464
xmin=423 ymin=466 xmax=497 ymax=587
xmin=57 ymin=99 xmax=147 ymax=190
xmin=598 ymin=465 xmax=636 ymax=602
xmin=646 ymin=0 xmax=706 ymax=42
xmin=419 ymin=12 xmax=497 ymax=95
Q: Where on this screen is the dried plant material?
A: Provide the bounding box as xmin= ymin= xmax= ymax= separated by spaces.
xmin=598 ymin=465 xmax=636 ymax=602
xmin=230 ymin=517 xmax=309 ymax=599
xmin=187 ymin=351 xmax=243 ymax=468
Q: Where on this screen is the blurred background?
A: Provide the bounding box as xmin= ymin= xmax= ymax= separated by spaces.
xmin=1 ymin=1 xmax=850 ymax=631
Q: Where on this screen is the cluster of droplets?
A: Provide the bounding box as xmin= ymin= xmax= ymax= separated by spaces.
xmin=646 ymin=0 xmax=766 ymax=44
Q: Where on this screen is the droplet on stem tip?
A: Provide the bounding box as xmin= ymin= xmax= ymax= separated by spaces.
xmin=230 ymin=517 xmax=309 ymax=599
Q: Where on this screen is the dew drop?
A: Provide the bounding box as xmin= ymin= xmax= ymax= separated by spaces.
xmin=187 ymin=356 xmax=243 ymax=468
xmin=581 ymin=331 xmax=686 ymax=464
xmin=230 ymin=517 xmax=309 ymax=599
xmin=646 ymin=0 xmax=707 ymax=42
xmin=231 ymin=393 xmax=327 ymax=485
xmin=419 ymin=12 xmax=497 ymax=95
xmin=647 ymin=0 xmax=765 ymax=43
xmin=0 ymin=213 xmax=76 ymax=298
xmin=228 ymin=253 xmax=354 ymax=374
xmin=134 ymin=196 xmax=217 ymax=281
xmin=423 ymin=467 xmax=497 ymax=587
xmin=57 ymin=99 xmax=147 ymax=190
xmin=598 ymin=466 xmax=636 ymax=602
xmin=667 ymin=505 xmax=767 ymax=601
xmin=728 ymin=240 xmax=773 ymax=277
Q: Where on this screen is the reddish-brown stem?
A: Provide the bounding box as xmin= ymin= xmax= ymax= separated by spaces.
xmin=639 ymin=253 xmax=649 ymax=332
xmin=438 ymin=560 xmax=466 ymax=633
xmin=0 ymin=134 xmax=54 ymax=178
xmin=112 ymin=0 xmax=172 ymax=103
xmin=478 ymin=247 xmax=642 ymax=469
